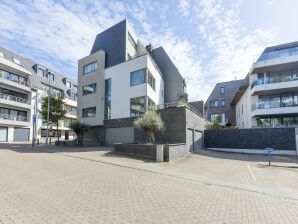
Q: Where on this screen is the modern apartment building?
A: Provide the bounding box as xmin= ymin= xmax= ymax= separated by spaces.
xmin=0 ymin=46 xmax=77 ymax=142
xmin=233 ymin=41 xmax=298 ymax=128
xmin=204 ymin=79 xmax=244 ymax=125
xmin=78 ymin=20 xmax=188 ymax=144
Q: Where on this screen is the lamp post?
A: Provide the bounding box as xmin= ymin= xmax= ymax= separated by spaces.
xmin=45 ymin=70 xmax=51 ymax=145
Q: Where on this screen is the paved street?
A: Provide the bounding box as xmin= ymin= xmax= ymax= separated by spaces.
xmin=0 ymin=144 xmax=298 ymax=223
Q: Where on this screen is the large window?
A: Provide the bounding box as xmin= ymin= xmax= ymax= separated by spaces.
xmin=66 ymin=80 xmax=71 ymax=88
xmin=148 ymin=71 xmax=155 ymax=90
xmin=83 ymin=61 xmax=97 ymax=75
xmin=65 ymin=105 xmax=77 ymax=116
xmin=82 ymin=107 xmax=96 ymax=117
xmin=37 ymin=67 xmax=45 ymax=77
xmin=104 ymin=79 xmax=112 ymax=120
xmin=49 ymin=72 xmax=55 ymax=81
xmin=83 ymin=83 xmax=97 ymax=95
xmin=257 ymin=116 xmax=298 ymax=127
xmin=130 ymin=69 xmax=146 ymax=86
xmin=128 ymin=32 xmax=137 ymax=50
xmin=210 ymin=113 xmax=218 ymax=122
xmin=41 ymin=84 xmax=62 ymax=98
xmin=130 ymin=96 xmax=146 ymax=117
xmin=0 ymin=69 xmax=27 ymax=86
xmin=221 ymin=100 xmax=225 ymax=107
xmin=0 ymin=87 xmax=28 ymax=100
xmin=0 ymin=107 xmax=28 ymax=120
xmin=256 ymin=92 xmax=298 ymax=110
xmin=220 ymin=87 xmax=225 ymax=94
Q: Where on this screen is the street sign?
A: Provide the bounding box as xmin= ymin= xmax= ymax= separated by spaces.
xmin=265 ymin=147 xmax=274 ymax=166
xmin=32 ymin=114 xmax=36 ymax=123
xmin=49 ymin=126 xmax=54 ymax=137
xmin=265 ymin=148 xmax=274 ymax=153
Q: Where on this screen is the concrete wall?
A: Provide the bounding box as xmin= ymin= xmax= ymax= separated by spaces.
xmin=204 ymin=128 xmax=296 ymax=151
xmin=78 ymin=50 xmax=105 ymax=126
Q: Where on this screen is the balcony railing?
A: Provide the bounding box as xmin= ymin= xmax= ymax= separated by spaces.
xmin=0 ymin=75 xmax=30 ymax=87
xmin=252 ymin=101 xmax=298 ymax=111
xmin=251 ymin=76 xmax=298 ymax=89
xmin=0 ymin=113 xmax=30 ymax=122
xmin=0 ymin=93 xmax=31 ymax=105
xmin=256 ymin=47 xmax=298 ymax=62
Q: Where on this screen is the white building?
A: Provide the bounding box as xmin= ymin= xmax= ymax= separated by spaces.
xmin=78 ymin=20 xmax=187 ymax=144
xmin=0 ymin=46 xmax=77 ymax=143
xmin=233 ymin=41 xmax=298 ymax=128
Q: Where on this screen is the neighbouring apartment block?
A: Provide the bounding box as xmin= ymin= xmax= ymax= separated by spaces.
xmin=232 ymin=41 xmax=298 ymax=128
xmin=204 ymin=79 xmax=244 ymax=126
xmin=77 ymin=19 xmax=203 ymax=147
xmin=0 ymin=46 xmax=77 ymax=142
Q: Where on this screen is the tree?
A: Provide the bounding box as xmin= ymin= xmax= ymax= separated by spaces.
xmin=133 ymin=108 xmax=165 ymax=143
xmin=69 ymin=121 xmax=90 ymax=143
xmin=205 ymin=116 xmax=224 ymax=130
xmin=40 ymin=95 xmax=66 ymax=142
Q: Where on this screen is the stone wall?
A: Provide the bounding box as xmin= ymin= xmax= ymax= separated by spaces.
xmin=204 ymin=128 xmax=296 ymax=151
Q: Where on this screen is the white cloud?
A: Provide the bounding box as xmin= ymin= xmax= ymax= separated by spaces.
xmin=178 ymin=0 xmax=191 ymax=16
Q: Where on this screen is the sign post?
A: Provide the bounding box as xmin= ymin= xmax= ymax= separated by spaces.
xmin=265 ymin=148 xmax=274 ymax=166
xmin=49 ymin=126 xmax=53 ymax=145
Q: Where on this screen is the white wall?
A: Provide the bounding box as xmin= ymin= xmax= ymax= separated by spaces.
xmin=105 ymin=54 xmax=164 ymax=119
xmin=235 ymin=87 xmax=251 ymax=129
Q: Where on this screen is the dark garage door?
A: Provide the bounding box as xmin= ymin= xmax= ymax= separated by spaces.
xmin=105 ymin=127 xmax=134 ymax=146
xmin=13 ymin=128 xmax=30 ymax=142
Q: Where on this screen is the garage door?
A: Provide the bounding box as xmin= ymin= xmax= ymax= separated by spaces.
xmin=13 ymin=128 xmax=30 ymax=142
xmin=187 ymin=129 xmax=203 ymax=151
xmin=105 ymin=127 xmax=134 ymax=146
xmin=0 ymin=127 xmax=8 ymax=142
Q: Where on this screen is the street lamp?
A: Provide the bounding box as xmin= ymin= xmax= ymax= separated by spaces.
xmin=45 ymin=69 xmax=51 ymax=145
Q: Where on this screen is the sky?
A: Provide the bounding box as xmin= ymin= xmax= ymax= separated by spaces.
xmin=0 ymin=0 xmax=298 ymax=101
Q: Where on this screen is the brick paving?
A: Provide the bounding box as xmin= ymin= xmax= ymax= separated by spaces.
xmin=0 ymin=146 xmax=298 ymax=223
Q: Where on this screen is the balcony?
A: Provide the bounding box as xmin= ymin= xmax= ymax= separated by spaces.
xmin=0 ymin=93 xmax=32 ymax=109
xmin=251 ymin=78 xmax=298 ymax=95
xmin=0 ymin=76 xmax=31 ymax=91
xmin=251 ymin=102 xmax=298 ymax=117
xmin=0 ymin=113 xmax=30 ymax=126
xmin=250 ymin=48 xmax=298 ymax=74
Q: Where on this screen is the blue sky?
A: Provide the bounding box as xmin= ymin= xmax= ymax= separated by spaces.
xmin=0 ymin=0 xmax=298 ymax=101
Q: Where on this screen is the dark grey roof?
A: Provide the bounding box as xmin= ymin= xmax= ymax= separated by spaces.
xmin=0 ymin=45 xmax=77 ymax=99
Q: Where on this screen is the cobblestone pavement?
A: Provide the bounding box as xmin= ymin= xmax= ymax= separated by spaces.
xmin=0 ymin=145 xmax=298 ymax=223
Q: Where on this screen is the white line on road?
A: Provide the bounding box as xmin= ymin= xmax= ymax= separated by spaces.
xmin=246 ymin=164 xmax=257 ymax=181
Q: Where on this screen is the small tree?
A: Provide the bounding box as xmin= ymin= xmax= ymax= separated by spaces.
xmin=133 ymin=108 xmax=165 ymax=143
xmin=40 ymin=95 xmax=66 ymax=142
xmin=70 ymin=121 xmax=90 ymax=143
xmin=205 ymin=116 xmax=224 ymax=130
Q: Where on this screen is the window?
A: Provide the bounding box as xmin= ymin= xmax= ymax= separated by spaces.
xmin=41 ymin=129 xmax=61 ymax=137
xmin=210 ymin=113 xmax=218 ymax=122
xmin=221 ymin=100 xmax=225 ymax=107
xmin=49 ymin=72 xmax=55 ymax=81
xmin=128 ymin=32 xmax=137 ymax=50
xmin=65 ymin=105 xmax=77 ymax=116
xmin=104 ymin=79 xmax=112 ymax=120
xmin=130 ymin=96 xmax=146 ymax=117
xmin=130 ymin=69 xmax=145 ymax=86
xmin=83 ymin=61 xmax=97 ymax=75
xmin=66 ymin=80 xmax=71 ymax=88
xmin=0 ymin=69 xmax=27 ymax=86
xmin=214 ymin=100 xmax=218 ymax=107
xmin=13 ymin=57 xmax=21 ymax=65
xmin=82 ymin=107 xmax=96 ymax=117
xmin=148 ymin=71 xmax=155 ymax=90
xmin=210 ymin=101 xmax=214 ymax=108
xmin=83 ymin=83 xmax=97 ymax=95
xmin=68 ymin=91 xmax=77 ymax=100
xmin=221 ymin=113 xmax=226 ymax=123
xmin=37 ymin=68 xmax=45 ymax=77
xmin=241 ymin=104 xmax=244 ymax=114
xmin=220 ymin=87 xmax=225 ymax=94
xmin=148 ymin=97 xmax=155 ymax=109
xmin=0 ymin=52 xmax=3 ymax=58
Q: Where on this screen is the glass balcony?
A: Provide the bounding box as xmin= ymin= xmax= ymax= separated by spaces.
xmin=0 ymin=93 xmax=31 ymax=105
xmin=257 ymin=46 xmax=298 ymax=62
xmin=252 ymin=100 xmax=298 ymax=111
xmin=0 ymin=113 xmax=30 ymax=122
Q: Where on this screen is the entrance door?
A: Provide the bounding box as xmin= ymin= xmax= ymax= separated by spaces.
xmin=65 ymin=130 xmax=69 ymax=140
xmin=0 ymin=127 xmax=8 ymax=142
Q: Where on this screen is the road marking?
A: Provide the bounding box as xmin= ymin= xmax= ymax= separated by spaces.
xmin=246 ymin=164 xmax=257 ymax=181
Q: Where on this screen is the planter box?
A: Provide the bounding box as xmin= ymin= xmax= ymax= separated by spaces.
xmin=114 ymin=143 xmax=188 ymax=162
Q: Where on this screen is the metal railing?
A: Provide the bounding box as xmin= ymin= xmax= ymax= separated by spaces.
xmin=0 ymin=113 xmax=30 ymax=122
xmin=251 ymin=76 xmax=298 ymax=89
xmin=0 ymin=93 xmax=30 ymax=105
xmin=252 ymin=101 xmax=298 ymax=111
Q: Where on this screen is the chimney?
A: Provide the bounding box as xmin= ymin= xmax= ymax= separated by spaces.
xmin=146 ymin=43 xmax=153 ymax=54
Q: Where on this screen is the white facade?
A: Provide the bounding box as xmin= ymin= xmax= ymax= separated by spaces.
xmin=105 ymin=54 xmax=164 ymax=119
xmin=235 ymin=42 xmax=298 ymax=128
